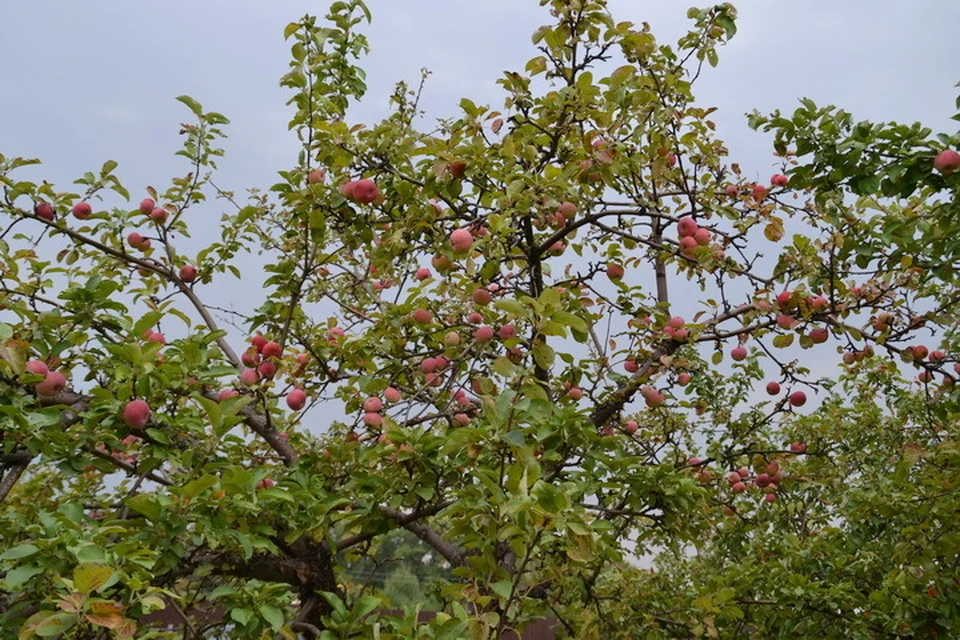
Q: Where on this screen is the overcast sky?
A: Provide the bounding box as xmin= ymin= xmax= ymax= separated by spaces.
xmin=2 ymin=1 xmax=956 ymax=200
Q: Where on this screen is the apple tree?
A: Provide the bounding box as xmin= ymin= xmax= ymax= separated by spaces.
xmin=1 ymin=0 xmax=958 ymax=638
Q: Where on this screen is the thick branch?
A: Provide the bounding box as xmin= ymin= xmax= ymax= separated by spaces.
xmin=379 ymin=505 xmax=464 ymax=567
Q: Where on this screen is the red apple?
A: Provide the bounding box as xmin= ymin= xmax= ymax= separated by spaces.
xmin=468 ymin=312 xmax=483 ymax=324
xmin=240 ymin=368 xmax=259 ymax=387
xmin=139 ymin=198 xmax=155 ymax=215
xmin=624 ymin=359 xmax=639 ymax=373
xmin=789 ymin=442 xmax=807 ymax=453
xmin=35 ymin=370 xmax=66 ymax=396
xmin=624 ymin=420 xmax=638 ymax=434
xmin=475 ymin=326 xmax=495 ymax=342
xmin=363 ymin=412 xmax=382 ymax=428
xmin=752 ymin=184 xmax=768 ymax=201
xmin=415 ymin=268 xmax=432 ymax=281
xmin=34 ymin=201 xmax=55 ymax=221
xmin=679 ymin=236 xmax=698 ymax=254
xmin=452 ymin=413 xmax=470 ymax=426
xmin=257 ymin=361 xmax=277 ymax=378
xmin=497 ymin=324 xmax=517 ymax=340
xmin=71 ymin=202 xmax=92 ymax=220
xmin=731 ymin=346 xmax=747 ymax=361
xmin=26 ymin=360 xmax=49 ymax=376
xmin=412 ymin=309 xmax=433 ymax=324
xmin=677 ymin=372 xmax=692 ymax=386
xmin=351 ymin=178 xmax=379 ymax=204
xmin=122 ymin=399 xmax=151 ymax=429
xmin=789 ymin=391 xmax=807 ymax=407
xmin=149 ymin=207 xmax=168 ymax=224
xmin=766 ymin=381 xmax=781 ymax=395
xmin=218 ymin=389 xmax=239 ymax=401
xmin=725 ymin=184 xmax=739 ymax=197
xmin=764 ymin=493 xmax=777 ymax=503
xmin=771 ymin=174 xmax=789 ymax=187
xmin=606 ymin=263 xmax=625 ymax=280
xmin=566 ymin=386 xmax=583 ymax=400
xmin=809 ymin=327 xmax=828 ymax=343
xmin=127 ymin=232 xmax=145 ymax=249
xmin=472 ymin=289 xmax=492 ymax=305
xmin=448 ymin=161 xmax=466 ymax=179
xmin=557 ymin=202 xmax=577 ymax=220
xmin=178 ymin=265 xmax=197 ymax=282
xmin=261 ymin=341 xmax=282 ymax=359
xmin=934 ymin=149 xmax=960 ymax=174
xmin=694 ymin=227 xmax=711 ymax=246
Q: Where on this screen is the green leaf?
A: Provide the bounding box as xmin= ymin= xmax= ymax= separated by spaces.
xmin=125 ymin=494 xmax=161 ymax=522
xmin=259 ymin=604 xmax=285 ymax=630
xmin=34 ymin=613 xmax=76 ymax=637
xmin=5 ymin=565 xmax=43 ymax=590
xmin=351 ymin=595 xmax=381 ymax=620
xmin=176 ymin=95 xmax=203 ymax=118
xmin=490 ymin=580 xmax=513 ymax=600
xmin=230 ymin=607 xmax=254 ymax=626
xmin=1 ymin=544 xmax=39 ymax=561
xmin=182 ymin=475 xmax=218 ymax=499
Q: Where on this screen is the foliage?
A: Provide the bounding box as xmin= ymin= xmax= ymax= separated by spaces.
xmin=1 ymin=0 xmax=958 ymax=638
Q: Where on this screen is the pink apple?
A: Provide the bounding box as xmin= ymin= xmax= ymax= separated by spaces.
xmin=809 ymin=327 xmax=828 ymax=343
xmin=307 ymin=168 xmax=326 ymax=184
xmin=261 ymin=341 xmax=282 ymax=359
xmin=677 ymin=217 xmax=698 ymax=237
xmin=934 ymin=149 xmax=960 ymax=174
xmin=475 ymin=326 xmax=495 ymax=342
xmin=341 ymin=181 xmax=357 ymax=199
xmin=624 ymin=360 xmax=639 ymax=373
xmin=139 ymin=198 xmax=155 ymax=215
xmin=677 ymin=372 xmax=692 ymax=386
xmin=764 ymin=493 xmax=777 ymax=503
xmin=771 ymin=173 xmax=789 ymax=187
xmin=384 ymin=387 xmax=401 ymax=403
xmin=766 ymin=381 xmax=781 ymax=395
xmin=566 ymin=386 xmax=583 ymax=400
xmin=35 ymin=370 xmax=66 ymax=396
xmin=452 ymin=413 xmax=470 ymax=426
xmin=752 ymin=184 xmax=768 ymax=201
xmin=147 ymin=332 xmax=166 ymax=344
xmin=693 ymin=227 xmax=711 ymax=246
xmin=497 ymin=324 xmax=517 ymax=340
xmin=363 ymin=412 xmax=383 ymax=428
xmin=557 ymin=201 xmax=577 ymax=220
xmin=468 ymin=312 xmax=483 ymax=324
xmin=725 ymin=184 xmax=739 ymax=197
xmin=415 ymin=268 xmax=432 ymax=281
xmin=412 ymin=309 xmax=433 ymax=324
xmin=122 ymin=399 xmax=151 ymax=429
xmin=286 ymin=388 xmax=307 ymax=410
xmin=363 ymin=397 xmax=383 ymax=413
xmin=450 ymin=228 xmax=474 ymax=253
xmin=624 ymin=420 xmax=638 ymax=434
xmin=732 ymin=481 xmax=747 ymax=494
xmin=731 ymin=346 xmax=747 ymax=361
xmin=71 ymin=202 xmax=92 ymax=220
xmin=240 ymin=368 xmax=259 ymax=387
xmin=789 ymin=442 xmax=807 ymax=453
xmin=127 ymin=232 xmax=145 ymax=249
xmin=776 ymin=314 xmax=797 ymax=330
xmin=258 ymin=361 xmax=277 ymax=378
xmin=34 ymin=202 xmax=55 ymax=221
xmin=26 ymin=360 xmax=49 ymax=376
xmin=421 ymin=357 xmax=439 ymax=373
xmin=218 ymin=389 xmax=239 ymax=401
xmin=149 ymin=207 xmax=168 ymax=223
xmin=668 ymin=316 xmax=685 ymax=329
xmin=352 ymin=178 xmax=379 ymax=204
xmin=443 ymin=331 xmax=461 ymax=346
xmin=472 ymin=289 xmax=492 ymax=305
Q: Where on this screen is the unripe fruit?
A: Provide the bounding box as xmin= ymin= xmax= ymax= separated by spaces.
xmin=789 ymin=391 xmax=807 ymax=407
xmin=443 ymin=331 xmax=461 ymax=347
xmin=766 ymin=381 xmax=781 ymax=395
xmin=363 ymin=397 xmax=383 ymax=413
xmin=179 ymin=265 xmax=197 ymax=282
xmin=139 ymin=198 xmax=155 ymax=215
xmin=261 ymin=341 xmax=282 ymax=359
xmin=71 ymin=202 xmax=92 ymax=220
xmin=286 ymin=388 xmax=307 ymax=410
xmin=475 ymin=326 xmax=495 ymax=342
xmin=606 ymin=263 xmax=625 ymax=280
xmin=934 ymin=149 xmax=960 ymax=174
xmin=122 ymin=399 xmax=151 ymax=429
xmin=26 ymin=360 xmax=49 ymax=376
xmin=771 ymin=173 xmax=789 ymax=187
xmin=412 ymin=309 xmax=433 ymax=324
xmin=450 ymin=228 xmax=474 ymax=253
xmin=35 ymin=370 xmax=67 ymax=396
xmin=149 ymin=207 xmax=168 ymax=223
xmin=731 ymin=346 xmax=747 ymax=361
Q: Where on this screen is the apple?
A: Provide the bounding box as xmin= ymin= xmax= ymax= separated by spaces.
xmin=262 ymin=341 xmax=283 ymax=359
xmin=566 ymin=386 xmax=583 ymax=400
xmin=431 ymin=254 xmax=453 ymax=272
xmin=624 ymin=420 xmax=638 ymax=434
xmin=776 ymin=291 xmax=794 ymax=309
xmin=776 ymin=314 xmax=797 ymax=330
xmin=752 ymin=184 xmax=768 ymax=201
xmin=910 ymin=345 xmax=928 ymax=360
xmin=35 ymin=370 xmax=67 ymax=396
xmin=789 ymin=391 xmax=807 ymax=407
xmin=497 ymin=324 xmax=517 ymax=340
xmin=450 ymin=228 xmax=474 ymax=253
xmin=548 ymin=241 xmax=565 ymax=255
xmin=218 ymin=389 xmax=239 ymax=401
xmin=755 ymin=472 xmax=771 ymax=488
xmin=127 ymin=232 xmax=145 ymax=249
xmin=731 ymin=346 xmax=748 ymax=361
xmin=147 ymin=332 xmax=166 ymax=344
xmin=934 ymin=149 xmax=960 ymax=174
xmin=250 ymin=335 xmax=267 ymax=352
xmin=149 ymin=207 xmax=168 ymax=223
xmin=362 ymin=412 xmax=383 ymax=428
xmin=475 ymin=326 xmax=495 ymax=342
xmin=139 ymin=198 xmax=155 ymax=215
xmin=764 ymin=493 xmax=777 ymax=503
xmin=789 ymin=442 xmax=807 ymax=453
xmin=606 ymin=263 xmax=625 ymax=280
xmin=448 ymin=161 xmax=466 ymax=179
xmin=415 ymin=268 xmax=432 ymax=281
xmin=421 ymin=357 xmax=439 ymax=373
xmin=842 ymin=351 xmax=857 ymax=365
xmin=241 ymin=349 xmax=260 ymax=367
xmin=384 ymin=387 xmax=401 ymax=403
xmin=771 ymin=174 xmax=789 ymax=187
xmin=307 ymin=168 xmax=326 ymax=184
xmin=725 ymin=184 xmax=739 ymax=197
xmin=472 ymin=289 xmax=492 ymax=305
xmin=34 ymin=201 xmax=55 ymax=221
xmin=727 ymin=471 xmax=741 ymax=484
xmin=679 ymin=236 xmax=698 ymax=254
xmin=693 ymin=227 xmax=711 ymax=246
xmin=677 ymin=217 xmax=698 ymax=237
xmin=176 ymin=264 xmax=197 ymax=283
xmin=425 ymin=372 xmax=444 ymax=387
xmin=122 ymin=399 xmax=151 ymax=429
xmin=351 ymin=178 xmax=379 ymax=204
xmin=624 ymin=360 xmax=639 ymax=373
xmin=258 ymin=361 xmax=277 ymax=378
xmin=732 ymin=481 xmax=747 ymax=494
xmin=453 ymin=413 xmax=470 ymax=426
xmin=240 ymin=368 xmax=259 ymax=387
xmin=468 ymin=312 xmax=483 ymax=324
xmin=363 ymin=397 xmax=383 ymax=413
xmin=557 ymin=202 xmax=577 ymax=220
xmin=765 ymin=461 xmax=779 ymax=476
xmin=809 ymin=327 xmax=828 ymax=343
xmin=677 ymin=372 xmax=692 ymax=386
xmin=71 ymin=202 xmax=92 ymax=220
xmin=340 ymin=181 xmax=357 ymax=200
xmin=766 ymin=381 xmax=781 ymax=395
xmin=26 ymin=360 xmax=49 ymax=376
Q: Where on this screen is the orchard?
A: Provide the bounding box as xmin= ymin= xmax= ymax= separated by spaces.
xmin=1 ymin=1 xmax=959 ymax=638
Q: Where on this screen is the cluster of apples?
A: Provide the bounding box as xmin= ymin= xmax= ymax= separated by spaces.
xmin=341 ymin=178 xmax=380 ymax=204
xmin=25 ymin=359 xmax=67 ymax=397
xmin=723 ymin=460 xmax=786 ymax=503
xmin=234 ymin=334 xmax=310 ymax=410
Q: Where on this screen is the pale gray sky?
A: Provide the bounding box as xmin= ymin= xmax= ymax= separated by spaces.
xmin=1 ymin=1 xmax=956 ymax=199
